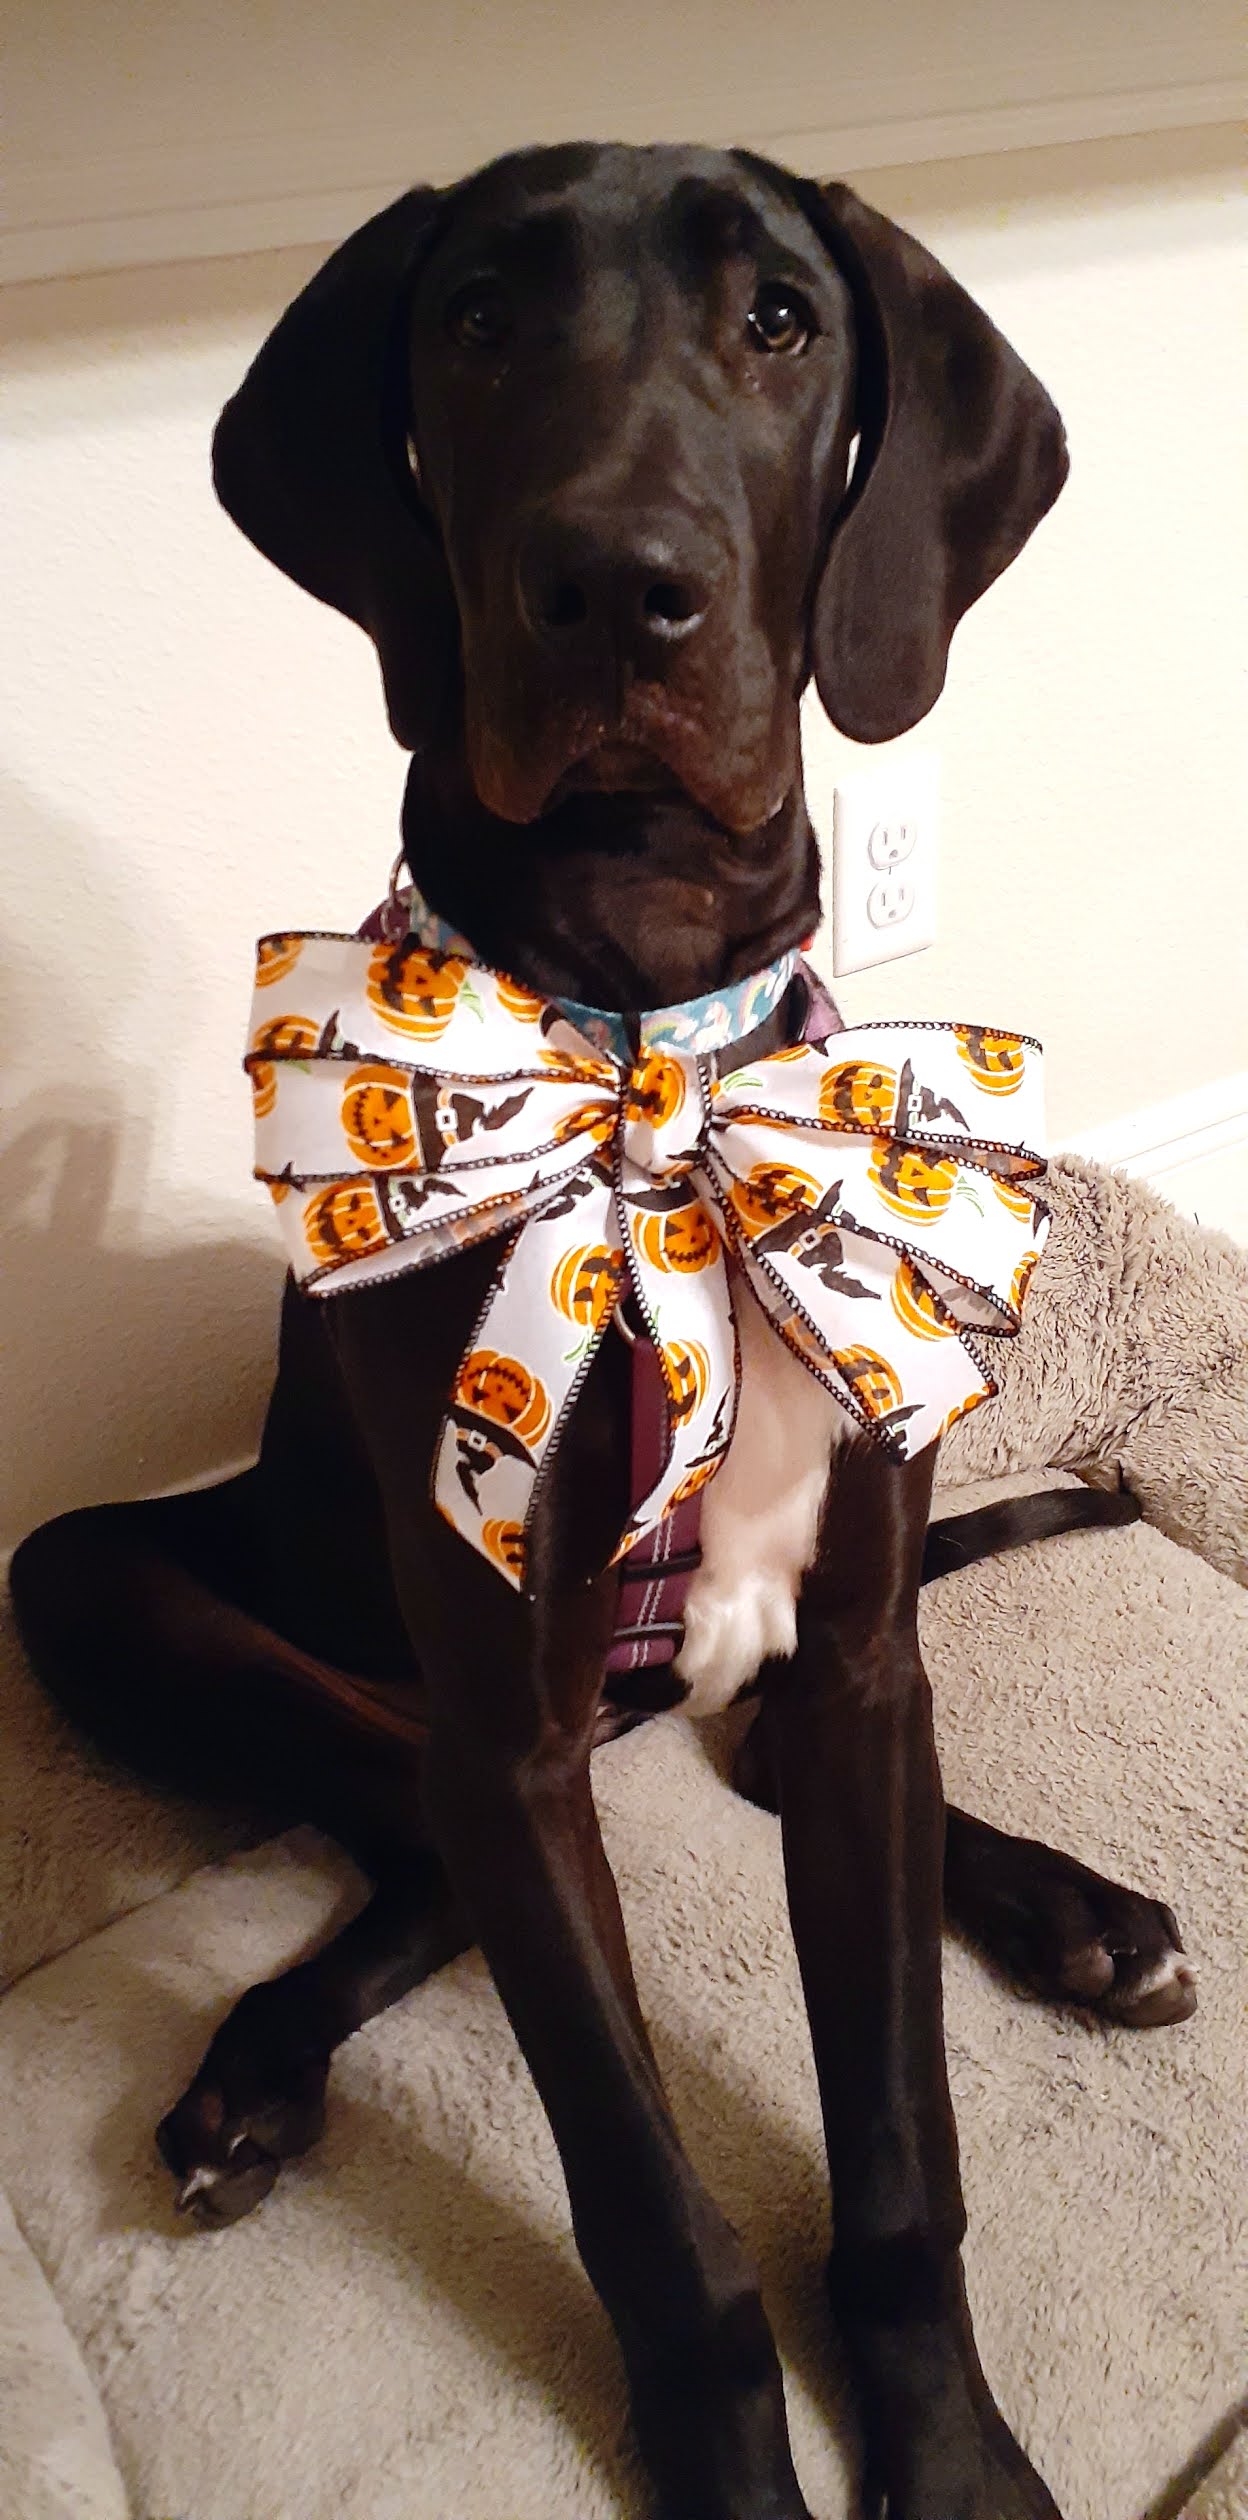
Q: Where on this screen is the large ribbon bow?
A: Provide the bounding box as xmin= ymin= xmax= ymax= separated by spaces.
xmin=247 ymin=927 xmax=1047 ymax=1591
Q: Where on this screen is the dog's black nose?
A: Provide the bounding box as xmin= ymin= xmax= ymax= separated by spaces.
xmin=517 ymin=514 xmax=715 ymax=651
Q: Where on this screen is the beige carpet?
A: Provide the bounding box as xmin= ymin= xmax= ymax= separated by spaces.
xmin=0 ymin=1497 xmax=1244 ymax=2520
xmin=0 ymin=1156 xmax=1245 ymax=2519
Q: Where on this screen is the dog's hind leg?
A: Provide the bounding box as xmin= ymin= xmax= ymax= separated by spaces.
xmin=156 ymin=1849 xmax=469 ymax=2222
xmin=941 ymin=1809 xmax=1197 ymax=2027
xmin=8 ymin=1486 xmax=431 ymax=1843
xmin=9 ymin=1492 xmax=479 ymax=2214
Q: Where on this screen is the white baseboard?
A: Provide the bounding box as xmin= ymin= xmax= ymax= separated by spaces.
xmin=1061 ymin=1071 xmax=1248 ymax=1245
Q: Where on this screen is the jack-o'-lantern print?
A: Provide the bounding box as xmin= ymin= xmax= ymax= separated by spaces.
xmin=869 ymin=1138 xmax=960 ymax=1223
xmin=248 ymin=1012 xmax=321 ymax=1119
xmin=341 ymin=1063 xmax=417 ymax=1170
xmin=626 ymin=1050 xmax=687 ymax=1130
xmin=255 ymin=934 xmax=303 ymax=989
xmin=538 ymin=1045 xmax=617 ymax=1088
xmin=992 ymin=1173 xmax=1037 ymax=1226
xmin=818 ymin=1059 xmax=898 ymax=1132
xmin=779 ymin=1315 xmax=834 ymax=1375
xmin=890 ymin=1255 xmax=953 ymax=1342
xmin=662 ymin=1339 xmax=713 ymax=1424
xmin=728 ymin=1162 xmax=821 ymax=1239
xmin=365 ymin=938 xmax=468 ymax=1039
xmin=954 ymin=1025 xmax=1026 ymax=1096
xmin=454 ymin=1351 xmax=551 ymax=1447
xmin=304 ymin=1180 xmax=391 ymax=1269
xmin=830 ymin=1345 xmax=905 ymax=1420
xmin=494 ymin=973 xmax=545 ymax=1023
xmin=481 ymin=1518 xmax=527 ymax=1580
xmin=669 ymin=1456 xmax=721 ymax=1508
xmin=552 ymin=1099 xmax=616 ymax=1149
xmin=632 ymin=1189 xmax=721 ymax=1275
xmin=549 ymin=1243 xmax=626 ymax=1330
xmin=448 ymin=1350 xmax=553 ymax=1512
xmin=937 ymin=1386 xmax=990 ymax=1441
xmin=1009 ymin=1247 xmax=1042 ymax=1312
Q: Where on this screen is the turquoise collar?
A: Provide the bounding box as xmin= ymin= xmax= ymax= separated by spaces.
xmin=392 ymin=875 xmax=801 ymax=1063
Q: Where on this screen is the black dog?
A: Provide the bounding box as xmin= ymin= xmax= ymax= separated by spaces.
xmin=11 ymin=145 xmax=1195 ymax=2520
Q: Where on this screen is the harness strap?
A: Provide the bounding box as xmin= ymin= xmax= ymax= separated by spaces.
xmin=606 ymin=962 xmax=845 ymax=1674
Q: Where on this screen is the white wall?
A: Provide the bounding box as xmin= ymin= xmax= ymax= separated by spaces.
xmin=2 ymin=121 xmax=1244 ymax=1548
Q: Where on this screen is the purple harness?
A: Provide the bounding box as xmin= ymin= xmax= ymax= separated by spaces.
xmin=357 ymin=889 xmax=841 ymax=1671
xmin=608 ymin=965 xmax=844 ymax=1676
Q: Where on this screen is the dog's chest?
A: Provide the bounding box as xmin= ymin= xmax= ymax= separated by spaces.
xmin=674 ymin=1297 xmax=849 ymax=1717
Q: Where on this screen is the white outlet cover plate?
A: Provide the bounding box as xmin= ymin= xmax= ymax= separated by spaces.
xmin=830 ymin=751 xmax=939 ymax=977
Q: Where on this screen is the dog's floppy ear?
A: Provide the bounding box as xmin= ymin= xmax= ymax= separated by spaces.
xmin=212 ymin=187 xmax=458 ymax=750
xmin=802 ymin=181 xmax=1068 ymax=743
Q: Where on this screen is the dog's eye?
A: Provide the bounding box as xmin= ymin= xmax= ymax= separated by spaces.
xmin=446 ymin=284 xmax=511 ymax=352
xmin=747 ymin=286 xmax=814 ymax=355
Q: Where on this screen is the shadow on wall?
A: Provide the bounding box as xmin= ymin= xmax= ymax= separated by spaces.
xmin=1 ymin=776 xmax=284 ymax=1555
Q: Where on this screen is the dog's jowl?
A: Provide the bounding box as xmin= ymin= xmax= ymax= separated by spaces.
xmin=11 ymin=144 xmax=1196 ymax=2520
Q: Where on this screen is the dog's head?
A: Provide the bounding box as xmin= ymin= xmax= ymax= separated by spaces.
xmin=214 ymin=143 xmax=1065 ymax=840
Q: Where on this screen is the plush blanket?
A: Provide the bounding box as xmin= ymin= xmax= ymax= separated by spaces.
xmin=0 ymin=1156 xmax=1244 ymax=2520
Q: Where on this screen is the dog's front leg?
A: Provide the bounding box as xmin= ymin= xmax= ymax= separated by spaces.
xmin=766 ymin=1437 xmax=1064 ymax=2520
xmin=332 ymin=1275 xmax=810 ymax=2520
xmin=421 ymin=1656 xmax=809 ymax=2519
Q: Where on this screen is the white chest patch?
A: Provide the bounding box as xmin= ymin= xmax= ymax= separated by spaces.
xmin=674 ymin=1296 xmax=849 ymax=1717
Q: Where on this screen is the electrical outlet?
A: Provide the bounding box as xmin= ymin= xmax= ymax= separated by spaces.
xmin=830 ymin=753 xmax=938 ymax=976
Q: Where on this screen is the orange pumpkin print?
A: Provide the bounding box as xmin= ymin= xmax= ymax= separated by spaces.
xmin=890 ymin=1255 xmax=953 ymax=1341
xmin=255 ymin=933 xmax=304 ymax=988
xmin=633 ymin=1196 xmax=720 ymax=1275
xmin=248 ymin=1012 xmax=320 ymax=1119
xmin=549 ymin=1243 xmax=626 ymax=1329
xmin=494 ymin=974 xmax=545 ymax=1023
xmin=937 ymin=1386 xmax=990 ymax=1441
xmin=304 ymin=1180 xmax=391 ymax=1268
xmin=454 ymin=1350 xmax=552 ymax=1448
xmin=992 ymin=1174 xmax=1037 ymax=1226
xmin=669 ymin=1456 xmax=721 ymax=1508
xmin=365 ymin=939 xmax=467 ymax=1039
xmin=662 ymin=1339 xmax=712 ymax=1424
xmin=626 ymin=1050 xmax=686 ymax=1130
xmin=539 ymin=1046 xmax=617 ymax=1086
xmin=341 ymin=1063 xmax=417 ymax=1170
xmin=830 ymin=1345 xmax=906 ymax=1419
xmin=780 ymin=1316 xmax=834 ymax=1374
xmin=819 ymin=1059 xmax=898 ymax=1132
xmin=869 ymin=1138 xmax=960 ymax=1223
xmin=481 ymin=1518 xmax=527 ymax=1580
xmin=552 ymin=1099 xmax=616 ymax=1148
xmin=728 ymin=1162 xmax=820 ymax=1238
xmin=954 ymin=1025 xmax=1025 ymax=1096
xmin=1009 ymin=1247 xmax=1041 ymax=1312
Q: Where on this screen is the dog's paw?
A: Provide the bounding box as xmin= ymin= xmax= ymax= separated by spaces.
xmin=841 ymin=2301 xmax=1064 ymax=2520
xmin=156 ymin=1992 xmax=331 ymax=2227
xmin=1012 ymin=1869 xmax=1195 ymax=2028
xmin=949 ymin=1832 xmax=1198 ymax=2028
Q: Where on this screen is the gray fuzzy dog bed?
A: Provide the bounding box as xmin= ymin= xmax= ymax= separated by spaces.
xmin=0 ymin=1154 xmax=1244 ymax=2520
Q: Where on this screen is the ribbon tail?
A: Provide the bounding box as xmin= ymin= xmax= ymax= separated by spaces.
xmin=612 ymin=1152 xmax=739 ymax=1558
xmin=431 ymin=1172 xmax=621 ymax=1592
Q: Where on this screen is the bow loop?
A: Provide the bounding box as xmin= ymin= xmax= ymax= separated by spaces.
xmin=248 ymin=922 xmax=1047 ymax=1592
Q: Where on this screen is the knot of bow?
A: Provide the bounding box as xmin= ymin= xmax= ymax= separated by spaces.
xmin=247 ymin=926 xmax=1047 ymax=1592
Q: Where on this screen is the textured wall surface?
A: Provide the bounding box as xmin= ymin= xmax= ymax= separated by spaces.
xmin=2 ymin=124 xmax=1243 ymax=1545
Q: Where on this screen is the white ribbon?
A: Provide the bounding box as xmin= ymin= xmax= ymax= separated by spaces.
xmin=247 ymin=929 xmax=1047 ymax=1590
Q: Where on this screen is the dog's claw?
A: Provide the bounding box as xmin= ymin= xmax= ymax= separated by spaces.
xmin=171 ymin=2136 xmax=282 ymax=2227
xmin=157 ymin=2029 xmax=330 ymax=2227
